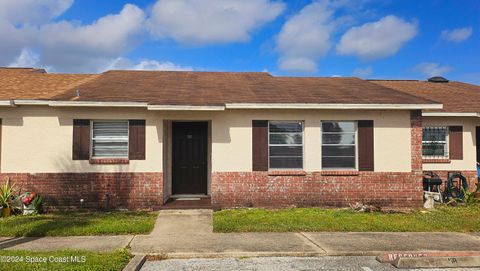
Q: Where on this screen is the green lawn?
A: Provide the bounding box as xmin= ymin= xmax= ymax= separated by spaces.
xmin=0 ymin=211 xmax=157 ymax=237
xmin=214 ymin=205 xmax=480 ymax=232
xmin=0 ymin=249 xmax=131 ymax=271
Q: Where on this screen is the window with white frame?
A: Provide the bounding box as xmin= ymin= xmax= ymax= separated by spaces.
xmin=268 ymin=121 xmax=303 ymax=169
xmin=322 ymin=121 xmax=356 ymax=169
xmin=422 ymin=127 xmax=448 ymax=158
xmin=91 ymin=120 xmax=129 ymax=158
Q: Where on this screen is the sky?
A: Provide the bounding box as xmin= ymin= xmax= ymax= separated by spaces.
xmin=0 ymin=0 xmax=479 ymax=84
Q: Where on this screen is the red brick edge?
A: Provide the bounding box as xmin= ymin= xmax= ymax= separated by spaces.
xmin=422 ymin=159 xmax=451 ymax=164
xmin=89 ymin=158 xmax=130 ymax=165
xmin=321 ymin=170 xmax=359 ymax=176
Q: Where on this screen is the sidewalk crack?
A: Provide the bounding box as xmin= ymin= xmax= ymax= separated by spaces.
xmin=126 ymin=235 xmax=136 ymax=249
xmin=298 ymin=232 xmax=327 ymax=254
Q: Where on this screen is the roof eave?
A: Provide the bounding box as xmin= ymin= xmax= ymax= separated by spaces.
xmin=225 ymin=103 xmax=443 ymax=110
xmin=422 ymin=112 xmax=480 ymax=117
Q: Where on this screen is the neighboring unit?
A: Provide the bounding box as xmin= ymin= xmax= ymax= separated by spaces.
xmin=372 ymin=78 xmax=480 ymax=190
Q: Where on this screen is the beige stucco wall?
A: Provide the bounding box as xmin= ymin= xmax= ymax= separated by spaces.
xmin=0 ymin=106 xmax=163 ymax=173
xmin=0 ymin=106 xmax=413 ymax=173
xmin=422 ymin=116 xmax=479 ymax=171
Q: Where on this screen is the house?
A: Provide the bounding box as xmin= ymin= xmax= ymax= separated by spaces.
xmin=0 ymin=67 xmax=476 ymax=210
xmin=371 ymin=77 xmax=480 ymax=190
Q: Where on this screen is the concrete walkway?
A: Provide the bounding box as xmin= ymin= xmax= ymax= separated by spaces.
xmin=1 ymin=210 xmax=479 ymax=258
xmin=0 ymin=235 xmax=133 ymax=252
xmin=129 ymin=209 xmax=480 ymax=258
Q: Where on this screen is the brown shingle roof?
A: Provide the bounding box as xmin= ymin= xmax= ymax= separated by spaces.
xmin=370 ymin=80 xmax=480 ymax=113
xmin=50 ymin=70 xmax=437 ymax=106
xmin=0 ymin=72 xmax=98 ymax=100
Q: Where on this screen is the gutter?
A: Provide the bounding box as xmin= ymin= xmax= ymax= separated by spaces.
xmin=0 ymin=100 xmax=15 ymax=107
xmin=0 ymin=100 xmax=444 ymax=111
xmin=48 ymin=101 xmax=149 ymax=107
xmin=225 ymin=103 xmax=443 ymax=110
xmin=147 ymin=105 xmax=225 ymax=111
xmin=422 ymin=112 xmax=480 ymax=117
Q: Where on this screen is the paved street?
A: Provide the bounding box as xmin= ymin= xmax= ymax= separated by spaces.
xmin=141 ymin=256 xmax=479 ymax=271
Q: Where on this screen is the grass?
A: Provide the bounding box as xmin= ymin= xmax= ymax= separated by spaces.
xmin=0 ymin=211 xmax=157 ymax=237
xmin=213 ymin=205 xmax=480 ymax=232
xmin=0 ymin=249 xmax=131 ymax=271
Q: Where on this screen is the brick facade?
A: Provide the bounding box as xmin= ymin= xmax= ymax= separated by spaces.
xmin=0 ymin=172 xmax=163 ymax=210
xmin=211 ymin=171 xmax=423 ymax=209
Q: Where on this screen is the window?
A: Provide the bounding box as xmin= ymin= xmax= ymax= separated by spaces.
xmin=91 ymin=120 xmax=129 ymax=158
xmin=268 ymin=121 xmax=303 ymax=169
xmin=322 ymin=121 xmax=356 ymax=169
xmin=422 ymin=127 xmax=448 ymax=158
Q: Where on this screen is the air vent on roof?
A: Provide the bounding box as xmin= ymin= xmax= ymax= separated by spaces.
xmin=428 ymin=76 xmax=449 ymax=83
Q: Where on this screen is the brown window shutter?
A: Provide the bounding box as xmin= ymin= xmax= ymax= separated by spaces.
xmin=73 ymin=119 xmax=90 ymax=160
xmin=358 ymin=120 xmax=374 ymax=171
xmin=252 ymin=120 xmax=268 ymax=171
xmin=449 ymin=126 xmax=463 ymax=160
xmin=129 ymin=120 xmax=146 ymax=160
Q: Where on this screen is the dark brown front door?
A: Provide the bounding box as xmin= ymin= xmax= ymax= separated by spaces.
xmin=172 ymin=122 xmax=208 ymax=194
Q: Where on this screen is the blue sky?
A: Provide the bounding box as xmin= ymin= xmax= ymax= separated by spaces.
xmin=0 ymin=0 xmax=478 ymax=84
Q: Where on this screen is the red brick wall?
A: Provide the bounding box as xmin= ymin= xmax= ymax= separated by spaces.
xmin=211 ymin=171 xmax=423 ymax=209
xmin=411 ymin=110 xmax=423 ymax=173
xmin=0 ymin=172 xmax=163 ymax=210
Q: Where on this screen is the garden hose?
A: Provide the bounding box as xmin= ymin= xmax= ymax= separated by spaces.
xmin=446 ymin=173 xmax=468 ymax=200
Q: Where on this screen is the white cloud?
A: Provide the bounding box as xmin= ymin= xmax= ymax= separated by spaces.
xmin=37 ymin=4 xmax=146 ymax=72
xmin=441 ymin=27 xmax=473 ymax=43
xmin=0 ymin=20 xmax=33 ymax=64
xmin=352 ymin=66 xmax=372 ymax=78
xmin=413 ymin=62 xmax=451 ymax=78
xmin=107 ymin=57 xmax=193 ymax=71
xmin=276 ymin=1 xmax=335 ymax=73
xmin=337 ymin=15 xmax=417 ymax=60
xmin=0 ymin=0 xmax=74 ymax=24
xmin=147 ymin=0 xmax=285 ymax=45
xmin=8 ymin=48 xmax=40 ymax=68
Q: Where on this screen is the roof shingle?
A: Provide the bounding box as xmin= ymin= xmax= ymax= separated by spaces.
xmin=370 ymin=80 xmax=480 ymax=113
xmin=50 ymin=70 xmax=437 ymax=106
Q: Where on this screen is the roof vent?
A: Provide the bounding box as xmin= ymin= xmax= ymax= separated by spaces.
xmin=428 ymin=76 xmax=449 ymax=83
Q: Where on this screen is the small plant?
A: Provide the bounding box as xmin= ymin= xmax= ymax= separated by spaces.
xmin=461 ymin=187 xmax=479 ymax=206
xmin=32 ymin=195 xmax=44 ymax=214
xmin=21 ymin=192 xmax=44 ymax=215
xmin=0 ymin=177 xmax=16 ymax=217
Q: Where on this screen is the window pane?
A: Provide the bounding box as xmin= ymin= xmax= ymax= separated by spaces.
xmin=322 ymin=146 xmax=355 ymax=156
xmin=322 ymin=157 xmax=355 ymax=169
xmin=270 ymin=157 xmax=303 ymax=169
xmin=269 ymin=133 xmax=302 ymax=144
xmin=93 ymin=142 xmax=128 ymax=157
xmin=92 ymin=121 xmax=128 ymax=158
xmin=270 ymin=146 xmax=302 ymax=156
xmin=322 ymin=133 xmax=355 ymax=145
xmin=322 ymin=121 xmax=355 ymax=133
xmin=321 ymin=121 xmax=356 ymax=169
xmin=422 ymin=143 xmax=446 ymax=156
xmin=423 ymin=128 xmax=447 ymax=141
xmin=269 ymin=122 xmax=302 ymax=133
xmin=93 ymin=122 xmax=128 ymax=139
